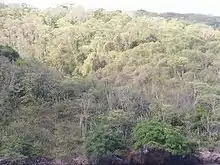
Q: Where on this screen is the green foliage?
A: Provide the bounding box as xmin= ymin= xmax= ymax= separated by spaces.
xmin=133 ymin=120 xmax=195 ymax=155
xmin=0 ymin=135 xmax=43 ymax=160
xmin=164 ymin=128 xmax=195 ymax=155
xmin=94 ymin=109 xmax=135 ymax=141
xmin=0 ymin=45 xmax=20 ymax=62
xmin=85 ymin=125 xmax=126 ymax=159
xmin=191 ymin=106 xmax=210 ymax=131
xmin=133 ymin=120 xmax=165 ymax=149
xmin=1 ymin=4 xmax=220 ymax=159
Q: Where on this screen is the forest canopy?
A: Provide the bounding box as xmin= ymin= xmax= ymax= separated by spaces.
xmin=0 ymin=3 xmax=220 ymax=160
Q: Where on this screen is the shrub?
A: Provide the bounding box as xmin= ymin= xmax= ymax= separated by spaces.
xmin=0 ymin=135 xmax=44 ymax=160
xmin=84 ymin=125 xmax=127 ymax=160
xmin=133 ymin=120 xmax=196 ymax=155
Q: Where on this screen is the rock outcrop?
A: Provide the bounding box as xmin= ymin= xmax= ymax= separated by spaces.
xmin=1 ymin=148 xmax=220 ymax=165
xmin=127 ymin=147 xmax=201 ymax=165
xmin=199 ymin=150 xmax=220 ymax=164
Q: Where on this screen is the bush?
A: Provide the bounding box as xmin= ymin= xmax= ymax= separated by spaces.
xmin=0 ymin=45 xmax=20 ymax=62
xmin=0 ymin=135 xmax=44 ymax=160
xmin=133 ymin=120 xmax=196 ymax=155
xmin=84 ymin=125 xmax=127 ymax=160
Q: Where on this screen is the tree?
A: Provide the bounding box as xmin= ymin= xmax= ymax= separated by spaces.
xmin=1 ymin=4 xmax=220 ymax=159
xmin=133 ymin=120 xmax=196 ymax=155
xmin=85 ymin=125 xmax=127 ymax=160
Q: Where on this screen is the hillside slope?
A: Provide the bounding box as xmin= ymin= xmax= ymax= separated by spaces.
xmin=0 ymin=5 xmax=220 ymax=160
xmin=135 ymin=10 xmax=220 ymax=28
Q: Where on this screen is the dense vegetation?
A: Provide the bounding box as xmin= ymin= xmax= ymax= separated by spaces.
xmin=133 ymin=120 xmax=195 ymax=155
xmin=1 ymin=3 xmax=220 ymax=160
xmin=135 ymin=10 xmax=220 ymax=28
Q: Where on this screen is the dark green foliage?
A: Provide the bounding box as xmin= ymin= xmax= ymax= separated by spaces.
xmin=165 ymin=112 xmax=185 ymax=127
xmin=0 ymin=45 xmax=20 ymax=62
xmin=85 ymin=125 xmax=127 ymax=159
xmin=133 ymin=120 xmax=195 ymax=155
xmin=163 ymin=128 xmax=196 ymax=155
xmin=93 ymin=109 xmax=136 ymax=141
xmin=0 ymin=135 xmax=43 ymax=160
xmin=133 ymin=120 xmax=165 ymax=149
